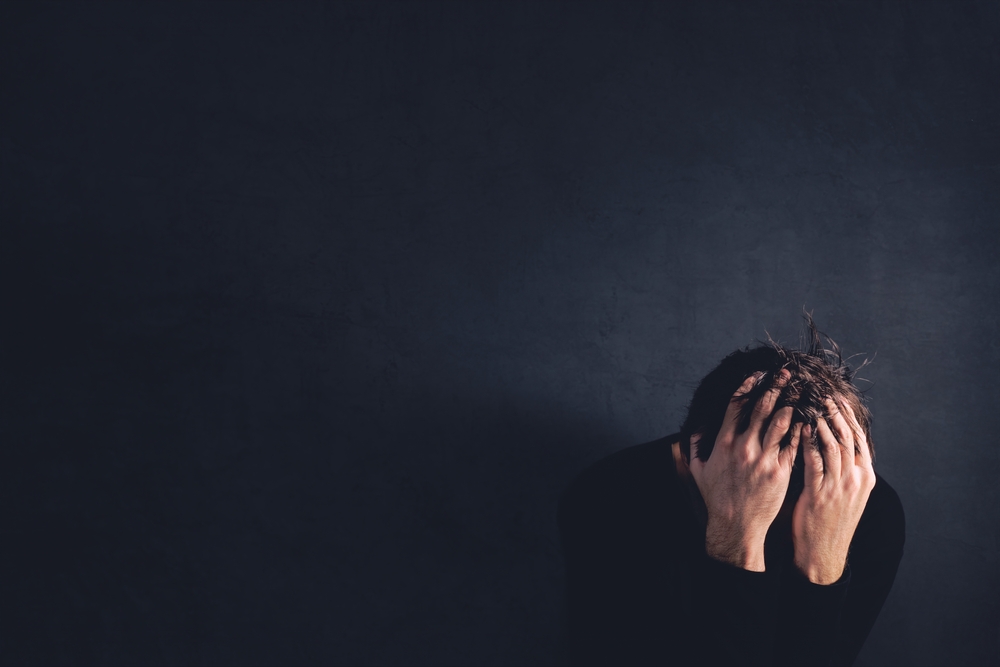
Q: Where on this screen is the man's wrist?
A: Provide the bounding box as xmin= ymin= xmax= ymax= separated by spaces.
xmin=793 ymin=553 xmax=847 ymax=585
xmin=705 ymin=527 xmax=766 ymax=572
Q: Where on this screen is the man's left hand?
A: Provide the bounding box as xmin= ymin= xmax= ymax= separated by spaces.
xmin=792 ymin=398 xmax=876 ymax=585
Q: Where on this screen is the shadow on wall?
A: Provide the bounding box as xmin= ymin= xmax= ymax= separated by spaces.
xmin=3 ymin=282 xmax=625 ymax=665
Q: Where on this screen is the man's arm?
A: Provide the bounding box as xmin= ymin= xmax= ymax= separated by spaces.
xmin=773 ymin=401 xmax=903 ymax=666
xmin=774 ymin=475 xmax=905 ymax=667
xmin=558 ymin=474 xmax=782 ymax=667
xmin=834 ymin=476 xmax=905 ymax=665
xmin=559 ymin=373 xmax=803 ymax=666
xmin=689 ymin=371 xmax=802 ymax=574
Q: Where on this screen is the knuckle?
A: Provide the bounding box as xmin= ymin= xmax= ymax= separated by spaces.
xmin=847 ymin=471 xmax=868 ymax=493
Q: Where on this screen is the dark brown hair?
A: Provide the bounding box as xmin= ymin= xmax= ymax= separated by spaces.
xmin=679 ymin=314 xmax=874 ymax=472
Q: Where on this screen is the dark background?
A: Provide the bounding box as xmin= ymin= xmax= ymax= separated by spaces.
xmin=2 ymin=1 xmax=998 ymax=665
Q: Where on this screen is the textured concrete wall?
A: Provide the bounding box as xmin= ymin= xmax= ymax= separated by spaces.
xmin=3 ymin=2 xmax=997 ymax=665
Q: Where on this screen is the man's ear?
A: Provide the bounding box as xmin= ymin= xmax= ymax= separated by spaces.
xmin=672 ymin=437 xmax=691 ymax=479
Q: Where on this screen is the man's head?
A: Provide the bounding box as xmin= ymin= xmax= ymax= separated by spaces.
xmin=679 ymin=316 xmax=873 ymax=490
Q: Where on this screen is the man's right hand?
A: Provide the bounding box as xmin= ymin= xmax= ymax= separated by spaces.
xmin=689 ymin=370 xmax=802 ymax=571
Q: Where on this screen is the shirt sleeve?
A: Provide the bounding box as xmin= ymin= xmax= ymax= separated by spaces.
xmin=559 ymin=476 xmax=782 ymax=666
xmin=773 ymin=565 xmax=852 ymax=666
xmin=558 ymin=469 xmax=905 ymax=667
xmin=773 ymin=474 xmax=906 ymax=667
xmin=689 ymin=555 xmax=782 ymax=666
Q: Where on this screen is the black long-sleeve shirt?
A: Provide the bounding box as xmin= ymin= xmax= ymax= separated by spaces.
xmin=558 ymin=435 xmax=905 ymax=666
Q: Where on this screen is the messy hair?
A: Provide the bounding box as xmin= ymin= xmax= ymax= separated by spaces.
xmin=679 ymin=314 xmax=874 ymax=474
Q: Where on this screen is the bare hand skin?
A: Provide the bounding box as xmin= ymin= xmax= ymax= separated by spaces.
xmin=689 ymin=371 xmax=802 ymax=571
xmin=792 ymin=398 xmax=876 ymax=584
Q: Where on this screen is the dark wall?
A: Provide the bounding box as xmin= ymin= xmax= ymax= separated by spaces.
xmin=2 ymin=2 xmax=998 ymax=665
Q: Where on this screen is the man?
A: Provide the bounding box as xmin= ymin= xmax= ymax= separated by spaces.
xmin=558 ymin=321 xmax=905 ymax=666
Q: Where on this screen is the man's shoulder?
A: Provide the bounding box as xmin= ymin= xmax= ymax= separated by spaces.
xmin=859 ymin=472 xmax=906 ymax=553
xmin=557 ymin=435 xmax=678 ymax=530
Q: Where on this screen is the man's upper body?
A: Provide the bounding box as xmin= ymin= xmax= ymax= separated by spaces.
xmin=558 ymin=323 xmax=906 ymax=666
xmin=558 ymin=434 xmax=904 ymax=666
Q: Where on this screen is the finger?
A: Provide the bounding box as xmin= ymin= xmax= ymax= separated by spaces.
xmin=802 ymin=423 xmax=822 ymax=490
xmin=718 ymin=373 xmax=760 ymax=444
xmin=763 ymin=406 xmax=794 ymax=456
xmin=748 ymin=369 xmax=790 ymax=445
xmin=779 ymin=421 xmax=802 ymax=470
xmin=815 ymin=416 xmax=841 ymax=481
xmin=826 ymin=398 xmax=855 ymax=473
xmin=843 ymin=402 xmax=872 ymax=468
